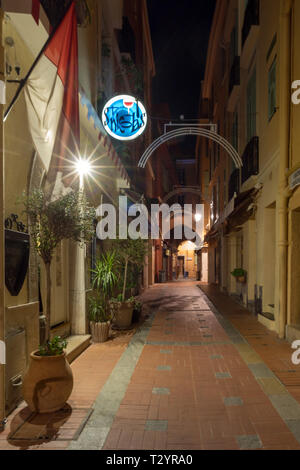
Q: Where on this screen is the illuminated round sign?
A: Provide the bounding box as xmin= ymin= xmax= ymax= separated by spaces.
xmin=102 ymin=95 xmax=147 ymax=141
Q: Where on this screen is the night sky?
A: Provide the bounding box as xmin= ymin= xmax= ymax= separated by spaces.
xmin=147 ymin=0 xmax=216 ymax=121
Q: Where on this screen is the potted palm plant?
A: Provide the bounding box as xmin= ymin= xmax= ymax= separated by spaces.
xmin=88 ymin=294 xmax=111 ymax=343
xmin=21 ymin=188 xmax=95 ymax=413
xmin=89 ymin=251 xmax=118 ymax=342
xmin=110 ymin=238 xmax=147 ymax=329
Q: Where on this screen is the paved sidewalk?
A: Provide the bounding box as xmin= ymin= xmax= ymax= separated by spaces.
xmin=1 ymin=281 xmax=300 ymax=450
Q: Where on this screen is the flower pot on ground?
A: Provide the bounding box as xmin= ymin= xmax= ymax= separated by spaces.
xmin=109 ymin=238 xmax=147 ymax=329
xmin=21 ymin=189 xmax=95 ymax=412
xmin=109 ymin=297 xmax=134 ymax=329
xmin=22 ymin=337 xmax=73 ymax=414
xmin=88 ymin=293 xmax=111 ymax=343
xmin=89 ymin=251 xmax=118 ymax=340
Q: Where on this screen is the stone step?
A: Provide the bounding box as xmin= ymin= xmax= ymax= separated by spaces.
xmin=65 ymin=335 xmax=91 ymax=364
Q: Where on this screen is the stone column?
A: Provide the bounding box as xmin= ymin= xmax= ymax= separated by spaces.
xmin=69 ymin=241 xmax=87 ymax=335
xmin=0 ymin=8 xmax=5 ymax=428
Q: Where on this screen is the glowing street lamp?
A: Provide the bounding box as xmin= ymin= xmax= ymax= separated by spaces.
xmin=74 ymin=157 xmax=92 ymax=189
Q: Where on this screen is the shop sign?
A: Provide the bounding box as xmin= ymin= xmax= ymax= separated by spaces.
xmin=102 ymin=95 xmax=147 ymax=141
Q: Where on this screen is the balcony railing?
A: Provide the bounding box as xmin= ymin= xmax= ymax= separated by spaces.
xmin=242 ymin=0 xmax=260 ymax=47
xmin=228 ymin=168 xmax=240 ymax=201
xmin=241 ymin=136 xmax=259 ymax=184
xmin=229 ymin=56 xmax=240 ymax=97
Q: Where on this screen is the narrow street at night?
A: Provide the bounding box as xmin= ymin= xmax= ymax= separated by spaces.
xmin=2 ymin=282 xmax=300 ymax=451
xmin=1 ymin=0 xmax=300 ymax=458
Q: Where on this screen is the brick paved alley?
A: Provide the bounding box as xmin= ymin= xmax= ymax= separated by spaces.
xmin=2 ymin=281 xmax=300 ymax=450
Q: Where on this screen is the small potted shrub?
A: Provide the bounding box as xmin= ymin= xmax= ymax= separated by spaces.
xmin=110 ymin=294 xmax=135 ymax=329
xmin=21 ymin=188 xmax=95 ymax=413
xmin=90 ymin=251 xmax=117 ymax=339
xmin=110 ymin=238 xmax=147 ymax=329
xmin=88 ymin=294 xmax=111 ymax=343
xmin=231 ymin=268 xmax=247 ymax=283
xmin=22 ymin=336 xmax=72 ymax=414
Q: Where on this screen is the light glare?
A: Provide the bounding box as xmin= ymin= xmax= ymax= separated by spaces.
xmin=75 ymin=158 xmax=92 ymax=177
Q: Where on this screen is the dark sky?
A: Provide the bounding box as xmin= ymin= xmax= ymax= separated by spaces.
xmin=147 ymin=0 xmax=216 ymax=120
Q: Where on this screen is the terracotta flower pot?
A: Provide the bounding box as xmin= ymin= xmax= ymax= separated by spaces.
xmin=90 ymin=321 xmax=110 ymax=343
xmin=110 ymin=301 xmax=134 ymax=329
xmin=22 ymin=351 xmax=73 ymax=414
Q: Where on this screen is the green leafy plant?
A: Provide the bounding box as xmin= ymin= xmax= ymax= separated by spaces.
xmin=91 ymin=251 xmax=118 ymax=316
xmin=231 ymin=268 xmax=247 ymax=277
xmin=133 ymin=298 xmax=142 ymax=311
xmin=112 ymin=238 xmax=147 ymax=302
xmin=88 ymin=293 xmax=111 ymax=323
xmin=118 ymin=55 xmax=144 ymax=98
xmin=38 ymin=336 xmax=67 ymax=357
xmin=21 ymin=188 xmax=96 ymax=346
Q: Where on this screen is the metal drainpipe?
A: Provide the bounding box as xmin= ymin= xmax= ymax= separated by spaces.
xmin=278 ymin=0 xmax=292 ymax=339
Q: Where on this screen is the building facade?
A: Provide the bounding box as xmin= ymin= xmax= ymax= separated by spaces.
xmin=198 ymin=0 xmax=300 ymax=341
xmin=0 ymin=0 xmax=155 ymax=423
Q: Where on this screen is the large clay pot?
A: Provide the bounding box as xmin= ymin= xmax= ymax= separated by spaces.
xmin=22 ymin=351 xmax=73 ymax=414
xmin=110 ymin=301 xmax=134 ymax=329
xmin=90 ymin=321 xmax=110 ymax=343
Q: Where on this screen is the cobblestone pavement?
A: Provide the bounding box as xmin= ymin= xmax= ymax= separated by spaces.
xmin=2 ymin=282 xmax=300 ymax=450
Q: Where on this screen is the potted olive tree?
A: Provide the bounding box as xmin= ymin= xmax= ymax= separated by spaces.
xmin=21 ymin=188 xmax=95 ymax=413
xmin=110 ymin=238 xmax=147 ymax=329
xmin=89 ymin=251 xmax=117 ymax=342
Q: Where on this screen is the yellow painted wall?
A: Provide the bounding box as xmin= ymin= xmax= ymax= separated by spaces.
xmin=290 ymin=0 xmax=300 ymax=169
xmin=177 ymin=241 xmax=197 ymax=279
xmin=78 ymin=0 xmax=99 ymax=107
xmin=4 ymin=17 xmax=36 ymax=307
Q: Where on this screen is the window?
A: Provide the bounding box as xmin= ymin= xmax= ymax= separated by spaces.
xmin=231 ymin=110 xmax=239 ymax=153
xmin=246 ymin=67 xmax=256 ymax=142
xmin=268 ymin=57 xmax=277 ymax=121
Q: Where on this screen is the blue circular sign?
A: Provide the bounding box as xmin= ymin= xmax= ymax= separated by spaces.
xmin=102 ymin=95 xmax=147 ymax=141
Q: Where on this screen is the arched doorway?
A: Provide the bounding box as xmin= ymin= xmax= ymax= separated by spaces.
xmin=176 ymin=240 xmax=198 ymax=280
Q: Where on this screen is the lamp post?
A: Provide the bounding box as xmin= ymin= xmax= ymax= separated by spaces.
xmin=69 ymin=157 xmax=92 ymax=336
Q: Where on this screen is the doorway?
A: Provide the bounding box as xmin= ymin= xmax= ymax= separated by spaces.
xmin=177 ymin=256 xmax=185 ymax=278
